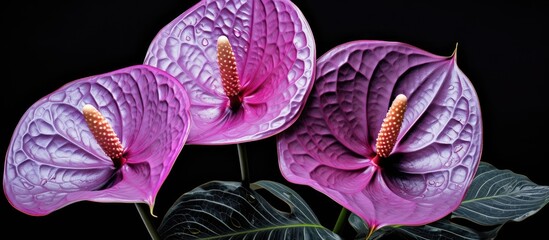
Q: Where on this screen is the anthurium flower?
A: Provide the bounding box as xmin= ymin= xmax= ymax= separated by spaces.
xmin=144 ymin=0 xmax=315 ymax=144
xmin=277 ymin=41 xmax=483 ymax=231
xmin=3 ymin=65 xmax=191 ymax=216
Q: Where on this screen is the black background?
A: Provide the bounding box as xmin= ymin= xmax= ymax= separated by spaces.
xmin=3 ymin=1 xmax=548 ymax=239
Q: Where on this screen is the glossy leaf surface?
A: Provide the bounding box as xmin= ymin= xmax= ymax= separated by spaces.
xmin=349 ymin=162 xmax=548 ymax=239
xmin=453 ymin=162 xmax=549 ymax=225
xmin=144 ymin=0 xmax=315 ymax=144
xmin=158 ymin=180 xmax=341 ymax=239
xmin=278 ymin=40 xmax=483 ymax=228
xmin=3 ymin=65 xmax=191 ymax=216
xmin=349 ymin=213 xmax=502 ymax=240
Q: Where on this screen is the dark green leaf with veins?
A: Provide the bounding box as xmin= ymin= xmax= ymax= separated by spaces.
xmin=158 ymin=180 xmax=342 ymax=240
xmin=453 ymin=162 xmax=549 ymax=225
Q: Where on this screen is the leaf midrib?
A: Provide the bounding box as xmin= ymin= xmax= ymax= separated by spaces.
xmin=461 ymin=188 xmax=549 ymax=205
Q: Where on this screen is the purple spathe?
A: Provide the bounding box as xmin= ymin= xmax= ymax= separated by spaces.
xmin=277 ymin=40 xmax=483 ymax=229
xmin=3 ymin=65 xmax=191 ymax=216
xmin=144 ymin=0 xmax=316 ymax=144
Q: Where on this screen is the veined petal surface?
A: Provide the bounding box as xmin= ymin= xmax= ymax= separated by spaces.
xmin=145 ymin=0 xmax=315 ymax=144
xmin=278 ymin=41 xmax=483 ymax=228
xmin=3 ymin=65 xmax=191 ymax=216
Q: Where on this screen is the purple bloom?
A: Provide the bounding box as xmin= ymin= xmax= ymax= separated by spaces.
xmin=3 ymin=65 xmax=191 ymax=216
xmin=144 ymin=0 xmax=315 ymax=144
xmin=277 ymin=41 xmax=483 ymax=230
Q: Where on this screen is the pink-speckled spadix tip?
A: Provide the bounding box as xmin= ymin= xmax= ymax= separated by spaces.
xmin=82 ymin=104 xmax=124 ymax=164
xmin=217 ymin=36 xmax=241 ymax=108
xmin=375 ymin=94 xmax=407 ymax=158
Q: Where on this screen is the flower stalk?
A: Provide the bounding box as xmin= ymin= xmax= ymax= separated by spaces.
xmin=135 ymin=203 xmax=160 ymax=240
xmin=332 ymin=207 xmax=349 ymax=234
xmin=237 ymin=143 xmax=250 ymax=187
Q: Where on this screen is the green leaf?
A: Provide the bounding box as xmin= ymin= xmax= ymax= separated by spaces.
xmin=453 ymin=162 xmax=549 ymax=225
xmin=349 ymin=213 xmax=502 ymax=240
xmin=348 ymin=162 xmax=549 ymax=239
xmin=393 ymin=218 xmax=502 ymax=240
xmin=157 ymin=180 xmax=342 ymax=240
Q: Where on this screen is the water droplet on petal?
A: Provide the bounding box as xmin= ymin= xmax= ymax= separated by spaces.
xmin=428 ymin=180 xmax=435 ymax=185
xmin=449 ymin=85 xmax=454 ymax=90
xmin=185 ymin=36 xmax=191 ymax=41
xmin=185 ymin=17 xmax=197 ymax=25
xmin=233 ymin=28 xmax=241 ymax=37
xmin=22 ymin=181 xmax=34 ymax=190
xmin=201 ymin=38 xmax=209 ymax=46
xmin=454 ymin=144 xmax=463 ymax=153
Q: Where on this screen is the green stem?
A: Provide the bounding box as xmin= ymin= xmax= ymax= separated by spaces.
xmin=332 ymin=207 xmax=349 ymax=234
xmin=237 ymin=143 xmax=250 ymax=187
xmin=366 ymin=226 xmax=376 ymax=240
xmin=135 ymin=203 xmax=160 ymax=240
